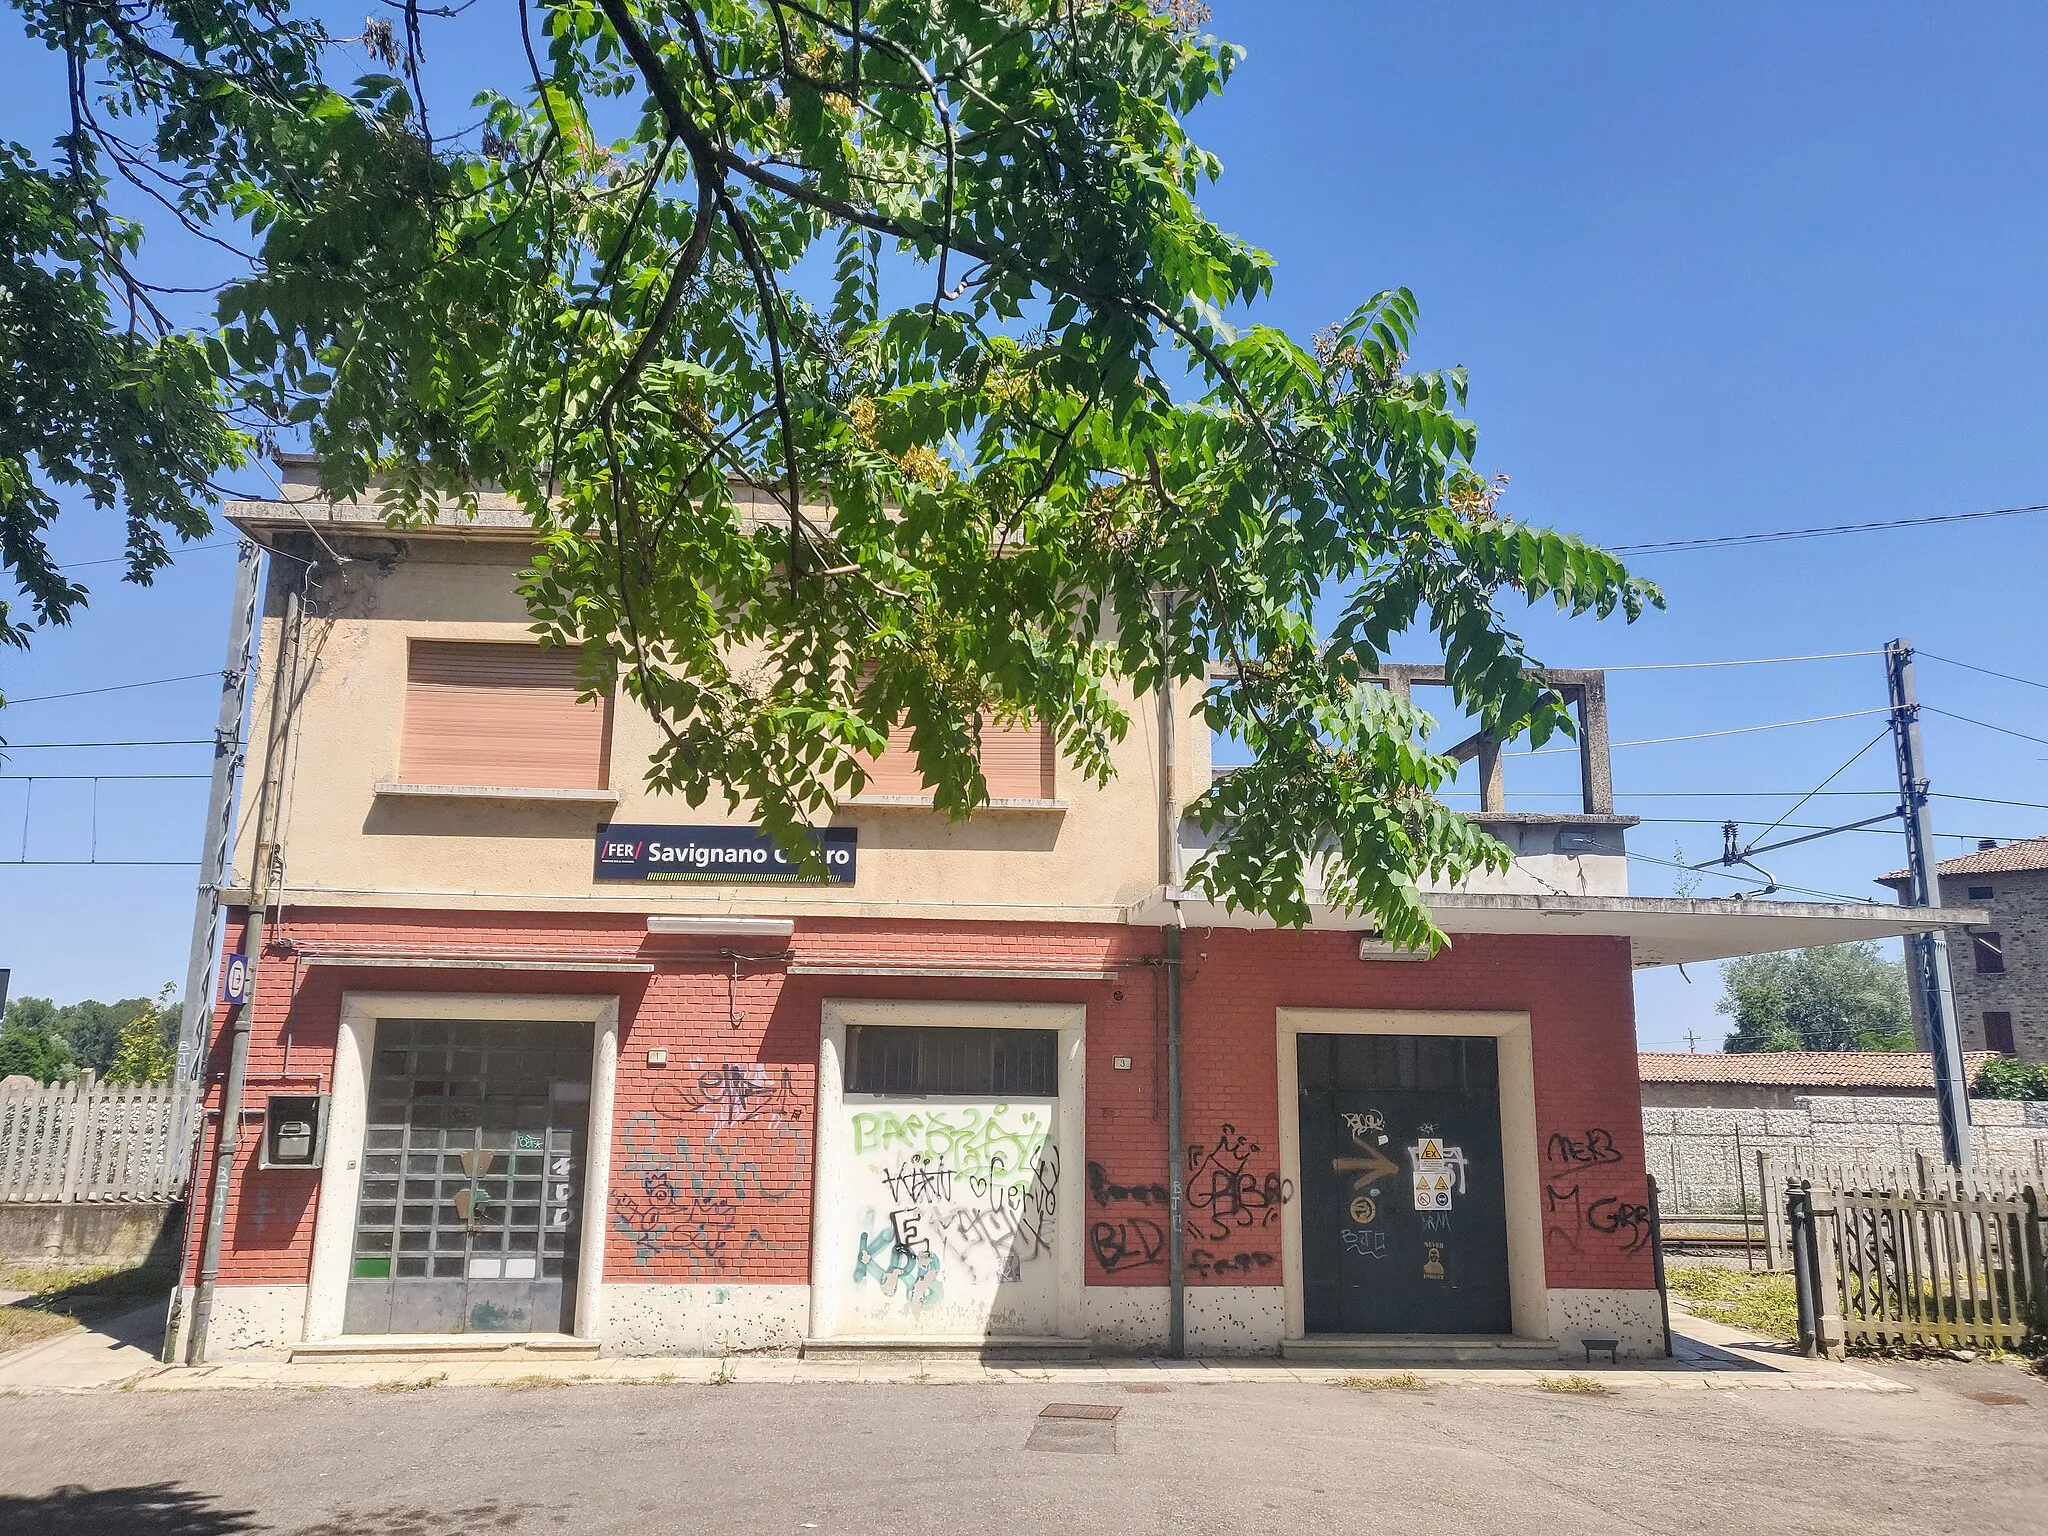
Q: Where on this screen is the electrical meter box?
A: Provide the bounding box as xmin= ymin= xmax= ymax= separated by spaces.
xmin=259 ymin=1094 xmax=328 ymax=1169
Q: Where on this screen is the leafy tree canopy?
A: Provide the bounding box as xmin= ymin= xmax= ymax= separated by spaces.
xmin=3 ymin=0 xmax=1660 ymax=944
xmin=0 ymin=990 xmax=178 ymax=1082
xmin=1717 ymin=943 xmax=1915 ymax=1054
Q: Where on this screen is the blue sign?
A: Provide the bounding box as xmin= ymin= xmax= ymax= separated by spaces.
xmin=594 ymin=825 xmax=857 ymax=884
xmin=222 ymin=951 xmax=251 ymax=1005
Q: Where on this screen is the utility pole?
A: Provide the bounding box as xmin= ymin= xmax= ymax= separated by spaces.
xmin=188 ymin=566 xmax=304 ymax=1363
xmin=176 ymin=540 xmax=263 ymax=1082
xmin=1885 ymin=638 xmax=1972 ymax=1174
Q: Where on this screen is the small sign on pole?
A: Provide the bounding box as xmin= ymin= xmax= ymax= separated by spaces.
xmin=221 ymin=952 xmax=250 ymax=1007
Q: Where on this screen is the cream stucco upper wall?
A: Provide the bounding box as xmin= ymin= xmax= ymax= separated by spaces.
xmin=230 ymin=534 xmax=1209 ymax=920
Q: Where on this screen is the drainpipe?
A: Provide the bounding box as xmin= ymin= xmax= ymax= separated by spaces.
xmin=187 ymin=571 xmax=303 ymax=1363
xmin=1156 ymin=592 xmax=1187 ymax=1358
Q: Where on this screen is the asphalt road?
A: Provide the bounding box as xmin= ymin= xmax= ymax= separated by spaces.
xmin=2 ymin=1369 xmax=2044 ymax=1535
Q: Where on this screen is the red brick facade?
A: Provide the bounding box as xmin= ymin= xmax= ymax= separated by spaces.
xmin=182 ymin=909 xmax=1654 ymax=1301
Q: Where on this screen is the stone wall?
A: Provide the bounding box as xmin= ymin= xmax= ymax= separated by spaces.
xmin=1643 ymin=1095 xmax=2048 ymax=1212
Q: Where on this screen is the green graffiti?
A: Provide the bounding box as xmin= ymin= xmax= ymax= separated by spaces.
xmin=848 ymin=1104 xmax=1048 ymax=1188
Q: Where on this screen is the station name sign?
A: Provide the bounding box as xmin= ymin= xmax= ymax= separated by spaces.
xmin=594 ymin=824 xmax=857 ymax=884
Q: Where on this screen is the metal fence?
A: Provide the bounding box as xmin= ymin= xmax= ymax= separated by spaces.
xmin=1790 ymin=1169 xmax=2048 ymax=1356
xmin=0 ymin=1077 xmax=204 ymax=1203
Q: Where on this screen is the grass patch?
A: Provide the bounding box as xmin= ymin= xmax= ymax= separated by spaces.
xmin=1666 ymin=1265 xmax=1799 ymax=1343
xmin=496 ymin=1373 xmax=574 ymax=1390
xmin=1538 ymin=1374 xmax=1610 ymax=1395
xmin=0 ymin=1264 xmax=171 ymax=1357
xmin=373 ymin=1371 xmax=447 ymax=1392
xmin=1339 ymin=1372 xmax=1429 ymax=1392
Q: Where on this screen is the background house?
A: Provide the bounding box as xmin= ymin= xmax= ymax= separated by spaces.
xmin=1880 ymin=835 xmax=2048 ymax=1061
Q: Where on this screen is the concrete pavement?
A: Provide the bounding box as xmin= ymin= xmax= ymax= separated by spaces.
xmin=1 ymin=1357 xmax=2042 ymax=1534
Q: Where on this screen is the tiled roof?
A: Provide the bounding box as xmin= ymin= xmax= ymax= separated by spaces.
xmin=1639 ymin=1050 xmax=2002 ymax=1088
xmin=1877 ymin=835 xmax=2048 ymax=885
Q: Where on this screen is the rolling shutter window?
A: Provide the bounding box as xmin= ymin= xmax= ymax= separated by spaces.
xmin=861 ymin=715 xmax=1054 ymax=801
xmin=399 ymin=641 xmax=612 ymax=790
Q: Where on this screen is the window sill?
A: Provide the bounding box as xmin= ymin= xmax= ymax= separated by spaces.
xmin=373 ymin=781 xmax=620 ymax=805
xmin=840 ymin=795 xmax=1068 ymax=813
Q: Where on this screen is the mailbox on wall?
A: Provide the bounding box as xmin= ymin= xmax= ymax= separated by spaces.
xmin=259 ymin=1094 xmax=328 ymax=1169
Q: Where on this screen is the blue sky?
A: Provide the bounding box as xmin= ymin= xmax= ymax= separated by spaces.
xmin=3 ymin=2 xmax=2046 ymax=1049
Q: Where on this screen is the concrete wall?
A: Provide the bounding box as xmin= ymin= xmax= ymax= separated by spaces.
xmin=229 ymin=538 xmax=1207 ymax=923
xmin=0 ymin=1201 xmax=183 ymax=1266
xmin=1643 ymin=1095 xmax=2048 ymax=1212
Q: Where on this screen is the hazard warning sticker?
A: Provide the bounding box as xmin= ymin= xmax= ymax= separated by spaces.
xmin=1409 ymin=1140 xmax=1466 ymax=1210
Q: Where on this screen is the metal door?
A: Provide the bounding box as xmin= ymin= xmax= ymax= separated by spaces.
xmin=1298 ymin=1033 xmax=1511 ymax=1334
xmin=344 ymin=1018 xmax=591 ymax=1335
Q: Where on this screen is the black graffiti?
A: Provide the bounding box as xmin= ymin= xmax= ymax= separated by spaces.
xmin=658 ymin=1061 xmax=805 ymax=1128
xmin=1090 ymin=1217 xmax=1168 ymax=1274
xmin=1087 ymin=1161 xmax=1169 ymax=1207
xmin=1544 ymin=1182 xmax=1584 ymax=1251
xmin=1546 ymin=1128 xmax=1622 ymax=1166
xmin=1188 ymin=1248 xmax=1277 ymax=1279
xmin=879 ymin=1154 xmax=954 ymax=1204
xmin=1587 ymin=1196 xmax=1653 ymax=1254
xmin=1184 ymin=1124 xmax=1293 ymax=1243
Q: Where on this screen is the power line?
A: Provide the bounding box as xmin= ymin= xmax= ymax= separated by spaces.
xmin=0 ymin=859 xmax=200 ymax=867
xmin=0 ymin=739 xmax=213 ymax=750
xmin=0 ymin=773 xmax=210 ymax=782
xmin=1507 ymin=707 xmax=1892 ymax=756
xmin=1918 ymin=652 xmax=2048 ymax=694
xmin=1920 ymin=707 xmax=2048 ymax=749
xmin=1609 ymin=501 xmax=2048 ymax=555
xmin=1745 ymin=725 xmax=1894 ymax=849
xmin=4 ymin=671 xmax=216 ymax=705
xmin=1623 ymin=848 xmax=1874 ymax=905
xmin=55 ymin=540 xmax=238 ymax=572
xmin=1439 ymin=788 xmax=2048 ymax=811
xmin=1597 ymin=650 xmax=1881 ymax=672
xmin=1634 ymin=815 xmax=2004 ymax=844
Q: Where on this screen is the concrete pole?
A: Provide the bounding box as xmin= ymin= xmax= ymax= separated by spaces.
xmin=1886 ymin=638 xmax=1972 ymax=1174
xmin=176 ymin=540 xmax=263 ymax=1082
xmin=188 ymin=572 xmax=302 ymax=1363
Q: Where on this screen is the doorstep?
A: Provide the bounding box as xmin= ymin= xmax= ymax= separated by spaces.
xmin=1281 ymin=1334 xmax=1565 ymax=1365
xmin=288 ymin=1334 xmax=601 ymax=1364
xmin=800 ymin=1335 xmax=1092 ymax=1363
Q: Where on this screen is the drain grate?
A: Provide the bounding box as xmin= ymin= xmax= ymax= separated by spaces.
xmin=1040 ymin=1402 xmax=1122 ymax=1420
xmin=1963 ymin=1391 xmax=2027 ymax=1406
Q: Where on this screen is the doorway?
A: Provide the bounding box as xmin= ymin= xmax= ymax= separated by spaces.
xmin=343 ymin=1018 xmax=592 ymax=1335
xmin=1297 ymin=1032 xmax=1511 ymax=1334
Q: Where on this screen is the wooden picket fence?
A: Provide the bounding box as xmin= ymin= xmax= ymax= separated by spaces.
xmin=0 ymin=1076 xmax=204 ymax=1203
xmin=1798 ymin=1167 xmax=2047 ymax=1354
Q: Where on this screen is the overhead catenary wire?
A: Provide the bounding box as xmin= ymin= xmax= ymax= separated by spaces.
xmin=0 ymin=773 xmax=209 ymax=782
xmin=1917 ymin=652 xmax=2048 ymax=694
xmin=3 ymin=671 xmax=217 ymax=705
xmin=1919 ymin=707 xmax=2048 ymax=749
xmin=0 ymin=739 xmax=213 ymax=749
xmin=1622 ymin=848 xmax=1875 ymax=905
xmin=1742 ymin=725 xmax=1895 ymax=850
xmin=54 ymin=540 xmax=238 ymax=572
xmin=1595 ymin=650 xmax=1882 ymax=671
xmin=1506 ymin=706 xmax=1893 ymax=757
xmin=1608 ymin=501 xmax=2048 ymax=555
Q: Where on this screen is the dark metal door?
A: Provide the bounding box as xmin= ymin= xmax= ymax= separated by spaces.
xmin=345 ymin=1018 xmax=591 ymax=1335
xmin=1299 ymin=1033 xmax=1511 ymax=1335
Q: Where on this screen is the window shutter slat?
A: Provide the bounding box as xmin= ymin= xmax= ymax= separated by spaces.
xmin=400 ymin=641 xmax=611 ymax=789
xmin=859 ymin=715 xmax=1053 ymax=801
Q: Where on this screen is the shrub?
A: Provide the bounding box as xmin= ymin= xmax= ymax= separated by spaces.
xmin=1974 ymin=1057 xmax=2048 ymax=1100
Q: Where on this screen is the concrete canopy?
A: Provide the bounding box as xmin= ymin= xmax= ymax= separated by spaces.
xmin=1123 ymin=888 xmax=1987 ymax=970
